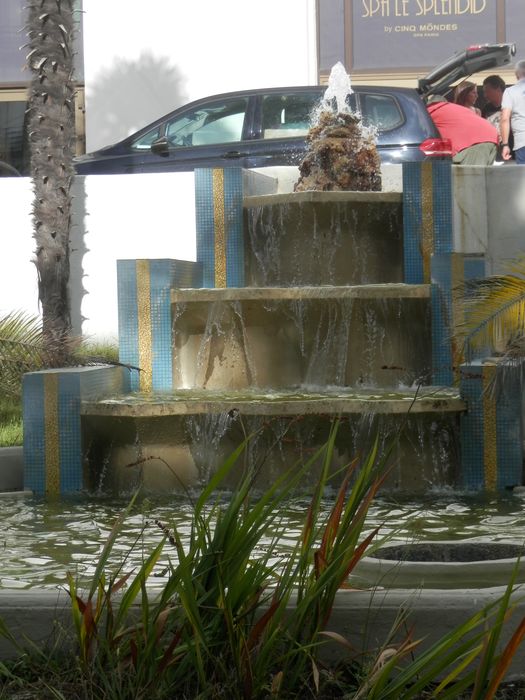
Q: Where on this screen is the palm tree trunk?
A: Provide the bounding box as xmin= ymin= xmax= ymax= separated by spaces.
xmin=26 ymin=0 xmax=76 ymax=364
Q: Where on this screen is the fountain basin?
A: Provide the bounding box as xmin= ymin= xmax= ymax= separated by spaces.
xmin=80 ymin=388 xmax=464 ymax=493
xmin=171 ymin=285 xmax=430 ymax=389
xmin=353 ymin=541 xmax=525 ymax=589
xmin=243 ymin=191 xmax=403 ymax=287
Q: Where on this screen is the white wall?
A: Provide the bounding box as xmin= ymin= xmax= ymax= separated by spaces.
xmin=1 ymin=174 xmax=196 ymax=342
xmin=79 ymin=173 xmax=197 ymax=341
xmin=453 ymin=165 xmax=525 ymax=274
xmin=82 ymin=0 xmax=318 ymax=152
xmin=0 ymin=0 xmax=317 ymax=340
xmin=0 ymin=179 xmax=39 ymax=319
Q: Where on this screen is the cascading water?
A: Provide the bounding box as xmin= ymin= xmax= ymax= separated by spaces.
xmin=244 ymin=198 xmax=404 ymax=288
xmin=186 ymin=411 xmax=238 ymax=483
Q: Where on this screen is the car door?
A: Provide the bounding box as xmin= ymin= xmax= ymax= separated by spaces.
xmin=354 ymin=88 xmax=437 ymax=162
xmin=130 ymin=95 xmax=255 ymax=172
xmin=245 ymin=89 xmax=325 ymax=168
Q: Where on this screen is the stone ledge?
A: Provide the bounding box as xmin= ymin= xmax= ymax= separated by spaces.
xmin=81 ymin=387 xmax=466 ymax=418
xmin=171 ymin=284 xmax=430 ymax=303
xmin=243 ymin=190 xmax=403 ymax=208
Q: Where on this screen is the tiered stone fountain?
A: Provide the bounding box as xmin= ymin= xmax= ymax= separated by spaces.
xmin=78 ymin=74 xmax=465 ymax=495
xmin=22 ymin=66 xmax=524 ymax=497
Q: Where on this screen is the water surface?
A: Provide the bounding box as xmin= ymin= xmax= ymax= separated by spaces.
xmin=1 ymin=491 xmax=524 ymax=589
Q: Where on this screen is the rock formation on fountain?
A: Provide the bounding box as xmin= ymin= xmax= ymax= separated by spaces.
xmin=295 ymin=110 xmax=382 ymax=192
xmin=295 ymin=63 xmax=381 ymax=192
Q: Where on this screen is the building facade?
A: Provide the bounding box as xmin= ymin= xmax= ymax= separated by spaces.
xmin=318 ymin=0 xmax=523 ymax=85
xmin=0 ymin=0 xmax=84 ymax=175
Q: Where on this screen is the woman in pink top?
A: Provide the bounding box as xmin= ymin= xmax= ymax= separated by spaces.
xmin=454 ymin=81 xmax=482 ymax=116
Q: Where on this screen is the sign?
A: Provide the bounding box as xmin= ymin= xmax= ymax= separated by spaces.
xmin=506 ymin=0 xmax=525 ymax=52
xmin=352 ymin=0 xmax=497 ymax=70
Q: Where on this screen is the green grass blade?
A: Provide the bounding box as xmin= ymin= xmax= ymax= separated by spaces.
xmin=88 ymin=490 xmax=139 ymax=600
xmin=114 ymin=537 xmax=166 ymax=631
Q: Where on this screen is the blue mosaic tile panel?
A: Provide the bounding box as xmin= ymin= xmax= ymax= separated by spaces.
xmin=79 ymin=365 xmax=131 ymax=400
xmin=431 ymin=253 xmax=453 ymax=385
xmin=432 ymin=160 xmax=453 ymax=254
xmin=172 ymin=260 xmax=203 ymax=288
xmin=402 ymin=162 xmax=424 ymax=284
xmin=403 ymin=161 xmax=453 ymax=284
xmin=23 ymin=367 xmax=130 ymax=495
xmin=150 ymin=260 xmax=177 ymax=391
xmin=195 ymin=168 xmax=245 ymax=288
xmin=117 ymin=260 xmax=140 ymax=391
xmin=117 ymin=258 xmax=202 ymax=393
xmin=495 ymin=374 xmax=523 ymax=489
xmin=459 ymin=362 xmax=485 ymax=490
xmin=23 ymin=372 xmax=46 ymax=494
xmin=224 ymin=168 xmax=245 ymax=287
xmin=58 ymin=372 xmax=83 ymax=493
xmin=195 ymin=169 xmax=216 ymax=288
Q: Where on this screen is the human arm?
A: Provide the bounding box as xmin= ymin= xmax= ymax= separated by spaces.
xmin=500 ymin=107 xmax=512 ymax=160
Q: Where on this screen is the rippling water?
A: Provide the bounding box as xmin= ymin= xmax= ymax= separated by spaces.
xmin=1 ymin=490 xmax=525 ymax=589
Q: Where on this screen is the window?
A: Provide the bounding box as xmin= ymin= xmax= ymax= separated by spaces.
xmin=0 ymin=99 xmax=29 ymax=175
xmin=132 ymin=127 xmax=162 ymax=150
xmin=358 ymin=94 xmax=403 ymax=132
xmin=262 ymin=93 xmax=322 ymax=139
xmin=132 ymin=98 xmax=248 ymax=150
xmin=166 ymin=98 xmax=248 ymax=146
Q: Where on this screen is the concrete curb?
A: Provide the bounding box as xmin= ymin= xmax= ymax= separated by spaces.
xmin=1 ymin=586 xmax=525 ymax=676
xmin=0 ymin=446 xmax=23 ymax=492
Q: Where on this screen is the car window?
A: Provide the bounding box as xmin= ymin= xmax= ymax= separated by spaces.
xmin=165 ymin=98 xmax=248 ymax=147
xmin=131 ymin=98 xmax=249 ymax=150
xmin=132 ymin=127 xmax=162 ymax=150
xmin=262 ymin=92 xmax=322 ymax=139
xmin=358 ymin=94 xmax=403 ymax=132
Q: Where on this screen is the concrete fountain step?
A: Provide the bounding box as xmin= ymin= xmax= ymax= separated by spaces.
xmin=243 ymin=190 xmax=403 ymax=208
xmin=171 ymin=283 xmax=430 ymax=303
xmin=170 ymin=284 xmax=431 ymax=390
xmin=81 ymin=386 xmax=465 ymax=418
xmin=242 ymin=190 xmax=404 ymax=287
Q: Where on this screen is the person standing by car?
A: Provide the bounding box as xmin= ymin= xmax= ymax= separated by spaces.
xmin=482 ymin=75 xmax=506 ymax=136
xmin=454 ymin=81 xmax=481 ymax=116
xmin=501 ymin=60 xmax=525 ymax=164
xmin=482 ymin=75 xmax=506 ymax=118
xmin=426 ymin=96 xmax=499 ymax=166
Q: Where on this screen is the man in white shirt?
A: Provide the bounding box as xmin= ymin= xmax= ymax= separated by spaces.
xmin=501 ymin=60 xmax=525 ymax=164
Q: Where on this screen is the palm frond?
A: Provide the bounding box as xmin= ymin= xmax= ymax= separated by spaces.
xmin=456 ymin=272 xmax=525 ymax=360
xmin=0 ymin=311 xmax=136 ymax=397
xmin=0 ymin=311 xmax=49 ymax=395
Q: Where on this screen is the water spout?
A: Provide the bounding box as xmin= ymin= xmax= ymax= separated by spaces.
xmin=320 ymin=61 xmax=354 ymax=116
